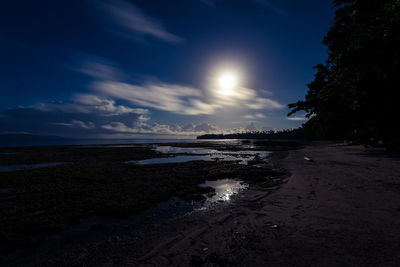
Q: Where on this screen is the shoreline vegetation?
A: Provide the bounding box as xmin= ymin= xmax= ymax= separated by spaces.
xmin=197 ymin=128 xmax=305 ymax=140
xmin=287 ymin=1 xmax=400 ymax=143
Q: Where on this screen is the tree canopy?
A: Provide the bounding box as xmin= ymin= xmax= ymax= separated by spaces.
xmin=288 ymin=0 xmax=400 ymax=141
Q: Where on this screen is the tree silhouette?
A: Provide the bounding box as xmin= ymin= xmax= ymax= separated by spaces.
xmin=289 ymin=0 xmax=400 ymax=142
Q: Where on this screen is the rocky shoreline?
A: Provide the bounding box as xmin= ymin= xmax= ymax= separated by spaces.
xmin=0 ymin=140 xmax=293 ymax=266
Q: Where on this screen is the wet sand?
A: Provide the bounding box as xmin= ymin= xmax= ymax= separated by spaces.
xmin=3 ymin=141 xmax=400 ymax=266
xmin=35 ymin=141 xmax=400 ymax=266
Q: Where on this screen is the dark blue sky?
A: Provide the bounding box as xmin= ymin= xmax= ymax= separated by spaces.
xmin=0 ymin=0 xmax=334 ymax=138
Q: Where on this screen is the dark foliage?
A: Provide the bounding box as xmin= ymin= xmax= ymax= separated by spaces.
xmin=197 ymin=128 xmax=306 ymax=140
xmin=288 ymin=0 xmax=400 ymax=142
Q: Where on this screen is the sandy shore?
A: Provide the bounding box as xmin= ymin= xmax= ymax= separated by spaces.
xmin=31 ymin=141 xmax=400 ymax=266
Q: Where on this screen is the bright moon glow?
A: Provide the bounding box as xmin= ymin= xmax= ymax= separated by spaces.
xmin=217 ymin=72 xmax=238 ymax=95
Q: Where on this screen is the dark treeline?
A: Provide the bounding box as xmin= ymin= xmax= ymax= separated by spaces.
xmin=197 ymin=128 xmax=305 ymax=140
xmin=288 ymin=0 xmax=400 ymax=143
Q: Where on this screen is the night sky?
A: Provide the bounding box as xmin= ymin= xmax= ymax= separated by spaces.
xmin=0 ymin=0 xmax=334 ymax=138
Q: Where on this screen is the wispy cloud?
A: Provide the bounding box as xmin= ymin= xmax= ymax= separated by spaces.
xmin=0 ymin=95 xmax=149 ymax=137
xmin=94 ymin=81 xmax=215 ymax=115
xmin=11 ymin=58 xmax=284 ymax=137
xmin=243 ymin=95 xmax=283 ymax=110
xmin=93 ymin=80 xmax=284 ymax=115
xmin=81 ymin=60 xmax=283 ymax=115
xmin=0 ymin=98 xmax=277 ymax=137
xmin=76 ymin=60 xmax=124 ymax=80
xmin=54 ymin=120 xmax=95 ymax=129
xmin=98 ymin=0 xmax=183 ymax=44
xmin=35 ymin=94 xmax=148 ymax=116
xmin=242 ymin=113 xmax=266 ymax=120
xmin=0 ymin=100 xmax=225 ymax=137
xmin=287 ymin=115 xmax=308 ymax=121
xmin=101 ymin=121 xmax=223 ymax=136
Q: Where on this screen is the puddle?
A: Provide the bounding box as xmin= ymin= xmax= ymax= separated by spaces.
xmin=200 ymin=179 xmax=248 ymax=205
xmin=0 ymin=162 xmax=68 ymax=172
xmin=122 ymin=179 xmax=246 ymax=223
xmin=127 ymin=146 xmax=269 ymax=165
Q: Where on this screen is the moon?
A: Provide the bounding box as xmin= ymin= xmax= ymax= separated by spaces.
xmin=217 ymin=72 xmax=238 ymax=96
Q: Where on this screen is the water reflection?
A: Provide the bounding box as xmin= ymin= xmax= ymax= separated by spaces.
xmin=200 ymin=179 xmax=248 ymax=204
xmin=127 ymin=146 xmax=269 ymax=165
xmin=155 ymin=146 xmax=219 ymax=154
xmin=127 ymin=155 xmax=215 ymax=165
xmin=67 ymin=178 xmax=247 ymax=238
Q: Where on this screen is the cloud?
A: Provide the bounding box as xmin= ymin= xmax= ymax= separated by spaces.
xmin=210 ymin=85 xmax=283 ymax=110
xmin=0 ymin=96 xmax=273 ymax=137
xmin=98 ymin=0 xmax=183 ymax=44
xmin=0 ymin=96 xmax=149 ymax=137
xmin=94 ymin=81 xmax=216 ymax=115
xmin=73 ymin=59 xmax=284 ymax=115
xmin=93 ymin=80 xmax=283 ymax=115
xmin=101 ymin=121 xmax=225 ymax=136
xmin=34 ymin=94 xmax=148 ymax=116
xmin=76 ymin=60 xmax=123 ymax=80
xmin=54 ymin=120 xmax=95 ymax=129
xmin=287 ymin=115 xmax=308 ymax=121
xmin=7 ymin=56 xmax=284 ymax=138
xmin=244 ymin=95 xmax=284 ymax=110
xmin=0 ymin=96 xmax=252 ymax=137
xmin=242 ymin=113 xmax=266 ymax=119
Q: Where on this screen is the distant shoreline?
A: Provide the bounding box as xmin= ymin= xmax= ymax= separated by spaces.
xmin=197 ymin=128 xmax=305 ymax=140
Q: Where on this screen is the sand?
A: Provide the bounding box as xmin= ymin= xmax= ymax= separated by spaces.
xmin=8 ymin=142 xmax=400 ymax=266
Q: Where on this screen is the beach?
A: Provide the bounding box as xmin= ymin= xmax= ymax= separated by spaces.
xmin=1 ymin=141 xmax=400 ymax=266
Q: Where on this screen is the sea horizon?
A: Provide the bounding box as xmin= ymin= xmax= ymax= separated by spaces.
xmin=0 ymin=137 xmax=202 ymax=148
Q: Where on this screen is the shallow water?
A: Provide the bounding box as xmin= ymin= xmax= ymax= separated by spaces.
xmin=0 ymin=162 xmax=67 ymax=172
xmin=127 ymin=179 xmax=248 ymax=222
xmin=127 ymin=146 xmax=269 ymax=165
xmin=155 ymin=146 xmax=220 ymax=154
xmin=200 ymin=179 xmax=248 ymax=205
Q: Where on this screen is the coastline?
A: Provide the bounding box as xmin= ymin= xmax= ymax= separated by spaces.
xmin=2 ymin=141 xmax=400 ymax=266
xmin=0 ymin=140 xmax=287 ymax=265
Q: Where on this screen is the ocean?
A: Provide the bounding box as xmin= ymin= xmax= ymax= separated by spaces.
xmin=0 ymin=138 xmax=198 ymax=147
